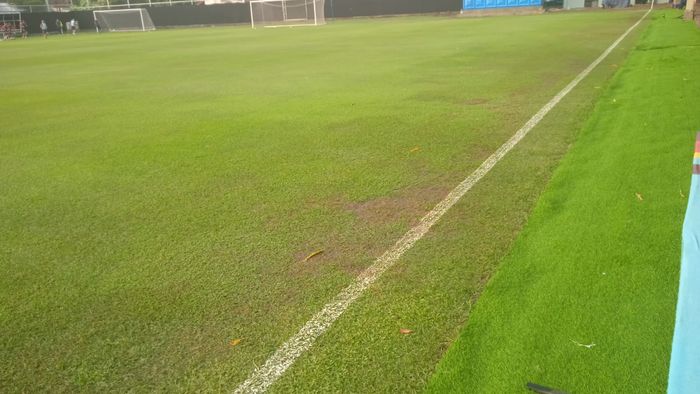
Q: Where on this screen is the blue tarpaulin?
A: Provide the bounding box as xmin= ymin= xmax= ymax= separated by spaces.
xmin=668 ymin=132 xmax=700 ymax=394
xmin=463 ymin=0 xmax=541 ymax=10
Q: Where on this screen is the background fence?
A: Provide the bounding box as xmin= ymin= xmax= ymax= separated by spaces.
xmin=19 ymin=0 xmax=470 ymax=32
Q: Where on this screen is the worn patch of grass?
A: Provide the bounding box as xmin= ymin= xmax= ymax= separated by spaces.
xmin=427 ymin=9 xmax=700 ymax=394
xmin=1 ymin=10 xmax=647 ymax=392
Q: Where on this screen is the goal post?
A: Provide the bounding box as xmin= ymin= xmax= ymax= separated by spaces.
xmin=249 ymin=0 xmax=325 ymax=28
xmin=93 ymin=9 xmax=156 ymax=32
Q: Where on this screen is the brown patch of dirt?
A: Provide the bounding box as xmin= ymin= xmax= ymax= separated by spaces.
xmin=342 ymin=185 xmax=450 ymax=226
xmin=462 ymin=98 xmax=489 ymax=106
xmin=289 ymin=184 xmax=451 ymax=278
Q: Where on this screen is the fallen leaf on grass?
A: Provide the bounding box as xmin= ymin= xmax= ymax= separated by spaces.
xmin=409 ymin=147 xmax=421 ymax=153
xmin=680 ymin=189 xmax=686 ymax=198
xmin=399 ymin=328 xmax=413 ymax=335
xmin=302 ymin=250 xmax=324 ymax=263
xmin=635 ymin=192 xmax=644 ymax=201
xmin=230 ymin=338 xmax=242 ymax=347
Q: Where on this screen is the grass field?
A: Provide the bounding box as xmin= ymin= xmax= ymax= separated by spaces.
xmin=427 ymin=9 xmax=700 ymax=394
xmin=1 ymin=9 xmax=652 ymax=392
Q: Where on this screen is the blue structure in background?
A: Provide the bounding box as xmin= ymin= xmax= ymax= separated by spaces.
xmin=463 ymin=0 xmax=541 ymax=10
xmin=668 ymin=132 xmax=700 ymax=394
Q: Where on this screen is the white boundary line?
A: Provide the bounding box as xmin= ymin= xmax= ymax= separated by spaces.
xmin=234 ymin=4 xmax=654 ymax=393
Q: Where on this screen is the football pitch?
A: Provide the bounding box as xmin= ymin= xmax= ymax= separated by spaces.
xmin=0 ymin=9 xmax=661 ymax=392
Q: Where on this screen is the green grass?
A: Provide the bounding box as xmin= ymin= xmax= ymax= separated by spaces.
xmin=1 ymin=10 xmax=648 ymax=392
xmin=427 ymin=10 xmax=700 ymax=394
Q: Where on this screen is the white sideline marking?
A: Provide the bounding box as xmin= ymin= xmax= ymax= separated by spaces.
xmin=234 ymin=5 xmax=654 ymax=393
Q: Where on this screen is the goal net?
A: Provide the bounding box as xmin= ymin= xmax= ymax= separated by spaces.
xmin=249 ymin=0 xmax=325 ymax=28
xmin=93 ymin=9 xmax=156 ymax=32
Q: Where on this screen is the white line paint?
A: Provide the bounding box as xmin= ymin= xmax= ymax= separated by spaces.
xmin=234 ymin=5 xmax=653 ymax=393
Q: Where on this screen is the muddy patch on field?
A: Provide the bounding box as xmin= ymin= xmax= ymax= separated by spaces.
xmin=344 ymin=186 xmax=447 ymax=226
xmin=290 ymin=184 xmax=451 ymax=278
xmin=462 ymin=98 xmax=489 ymax=106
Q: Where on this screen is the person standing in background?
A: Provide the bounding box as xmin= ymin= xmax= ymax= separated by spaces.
xmin=40 ymin=20 xmax=47 ymax=38
xmin=55 ymin=19 xmax=63 ymax=34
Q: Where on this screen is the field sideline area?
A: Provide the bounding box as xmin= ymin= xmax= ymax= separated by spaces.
xmin=428 ymin=10 xmax=700 ymax=393
xmin=1 ymin=8 xmax=687 ymax=393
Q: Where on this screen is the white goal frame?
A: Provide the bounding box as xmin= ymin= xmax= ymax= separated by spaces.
xmin=93 ymin=8 xmax=156 ymax=32
xmin=249 ymin=0 xmax=325 ymax=29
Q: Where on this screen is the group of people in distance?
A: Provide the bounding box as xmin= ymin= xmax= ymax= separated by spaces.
xmin=1 ymin=18 xmax=82 ymax=40
xmin=39 ymin=18 xmax=79 ymax=38
xmin=0 ymin=21 xmax=28 ymax=40
xmin=670 ymin=0 xmax=687 ymax=9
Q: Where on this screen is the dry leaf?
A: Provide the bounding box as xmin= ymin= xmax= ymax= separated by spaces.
xmin=230 ymin=338 xmax=242 ymax=347
xmin=680 ymin=189 xmax=686 ymax=198
xmin=409 ymin=147 xmax=421 ymax=153
xmin=302 ymin=250 xmax=323 ymax=263
xmin=635 ymin=193 xmax=644 ymax=201
xmin=399 ymin=328 xmax=413 ymax=335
